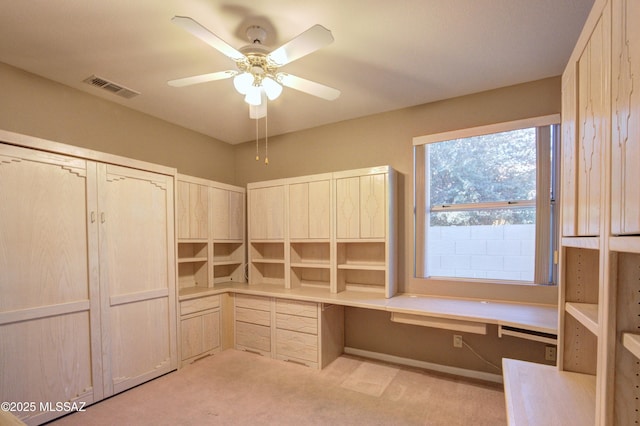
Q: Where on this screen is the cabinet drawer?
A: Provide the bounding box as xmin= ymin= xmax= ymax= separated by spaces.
xmin=276 ymin=328 xmax=318 ymax=363
xmin=235 ymin=294 xmax=271 ymax=311
xmin=236 ymin=321 xmax=271 ymax=353
xmin=276 ymin=313 xmax=318 ymax=334
xmin=236 ymin=306 xmax=271 ymax=326
xmin=275 ymin=299 xmax=317 ymax=318
xmin=180 ymin=295 xmax=220 ymax=315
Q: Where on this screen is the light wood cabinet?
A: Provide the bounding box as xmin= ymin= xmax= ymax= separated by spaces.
xmin=610 ymin=0 xmax=640 ymax=236
xmin=561 ymin=6 xmax=609 ymax=237
xmin=177 ymin=181 xmax=208 ymax=239
xmin=249 ymin=184 xmax=285 ymax=240
xmin=0 ymin=134 xmax=177 ymax=425
xmin=247 ymin=166 xmax=397 ymax=298
xmin=179 ymin=295 xmax=221 ymax=366
xmin=234 ymin=295 xmax=344 ymax=369
xmin=177 ymin=175 xmax=245 ymax=293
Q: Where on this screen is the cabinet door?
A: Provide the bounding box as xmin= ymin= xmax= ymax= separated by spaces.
xmin=249 ymin=185 xmax=284 ymax=240
xmin=177 ymin=181 xmax=208 ymax=240
xmin=211 ymin=187 xmax=244 ymax=240
xmin=359 ymin=174 xmax=386 ymax=238
xmin=561 ymin=65 xmax=579 ymax=236
xmin=289 ymin=180 xmax=330 ymax=239
xmin=98 ymin=163 xmax=176 ymax=396
xmin=611 ymin=0 xmax=640 ymax=235
xmin=0 ymin=144 xmax=102 ymax=423
xmin=336 ymin=177 xmax=360 ymax=239
xmin=575 ymin=14 xmax=608 ymax=236
xmin=181 ymin=310 xmax=220 ymax=362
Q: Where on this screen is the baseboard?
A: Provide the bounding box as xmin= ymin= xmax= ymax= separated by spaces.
xmin=343 ymin=347 xmax=503 ymax=384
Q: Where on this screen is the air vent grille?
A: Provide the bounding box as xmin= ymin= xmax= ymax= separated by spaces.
xmin=82 ymin=75 xmax=140 ymax=99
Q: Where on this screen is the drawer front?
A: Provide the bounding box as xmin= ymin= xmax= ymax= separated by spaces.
xmin=236 ymin=306 xmax=271 ymax=326
xmin=275 ymin=299 xmax=317 ymax=318
xmin=236 ymin=294 xmax=271 ymax=311
xmin=236 ymin=321 xmax=271 ymax=353
xmin=276 ymin=313 xmax=318 ymax=334
xmin=180 ymin=295 xmax=220 ymax=315
xmin=276 ymin=328 xmax=318 ymax=363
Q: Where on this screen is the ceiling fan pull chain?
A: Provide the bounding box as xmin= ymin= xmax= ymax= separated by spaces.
xmin=264 ymin=101 xmax=269 ymax=165
xmin=255 ymin=112 xmax=259 ymax=161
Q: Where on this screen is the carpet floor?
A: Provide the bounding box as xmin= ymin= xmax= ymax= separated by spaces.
xmin=50 ymin=349 xmax=507 ymax=426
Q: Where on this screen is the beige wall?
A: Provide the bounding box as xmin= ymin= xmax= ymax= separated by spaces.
xmin=234 ymin=76 xmax=561 ymax=296
xmin=0 ymin=62 xmax=236 ymax=183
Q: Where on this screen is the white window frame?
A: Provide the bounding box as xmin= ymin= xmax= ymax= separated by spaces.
xmin=412 ymin=115 xmax=560 ymax=293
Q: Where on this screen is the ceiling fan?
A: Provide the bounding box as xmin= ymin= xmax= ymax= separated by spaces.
xmin=168 ymin=16 xmax=340 ymax=118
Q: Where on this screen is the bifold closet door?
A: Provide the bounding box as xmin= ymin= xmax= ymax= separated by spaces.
xmin=97 ymin=163 xmax=177 ymax=396
xmin=0 ymin=144 xmax=102 ymax=424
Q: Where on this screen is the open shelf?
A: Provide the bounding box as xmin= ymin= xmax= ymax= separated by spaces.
xmin=290 ymin=266 xmax=330 ymax=290
xmin=290 ymin=242 xmax=330 ymax=266
xmin=178 ymin=261 xmax=209 ymax=290
xmin=337 ymin=242 xmax=385 ymax=270
xmin=214 ymin=263 xmax=243 ymax=284
xmin=565 ymin=302 xmax=599 ymax=335
xmin=178 ymin=242 xmax=208 ymax=261
xmin=250 ymin=242 xmax=285 ymax=262
xmin=337 ymin=269 xmax=385 ymax=293
xmin=623 ymin=333 xmax=640 ymax=360
xmin=213 ymin=242 xmax=243 ymax=263
xmin=250 ymin=262 xmax=285 ymax=286
xmin=610 ymin=236 xmax=640 ymax=254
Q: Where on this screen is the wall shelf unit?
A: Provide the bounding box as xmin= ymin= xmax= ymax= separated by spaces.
xmin=247 ymin=166 xmax=397 ymax=298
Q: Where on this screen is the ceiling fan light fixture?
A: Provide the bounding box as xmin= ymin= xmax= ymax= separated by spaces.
xmin=262 ymin=77 xmax=283 ymax=101
xmin=233 ymin=72 xmax=253 ymax=95
xmin=245 ymin=85 xmax=262 ymax=106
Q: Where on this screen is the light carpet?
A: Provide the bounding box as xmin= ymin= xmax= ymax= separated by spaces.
xmin=50 ymin=349 xmax=506 ymax=426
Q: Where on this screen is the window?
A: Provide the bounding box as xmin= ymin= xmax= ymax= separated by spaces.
xmin=414 ymin=117 xmax=559 ymax=285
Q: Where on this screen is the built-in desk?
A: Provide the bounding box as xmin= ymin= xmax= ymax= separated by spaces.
xmin=502 ymin=358 xmax=595 ymax=426
xmin=179 ymin=283 xmax=558 ymax=342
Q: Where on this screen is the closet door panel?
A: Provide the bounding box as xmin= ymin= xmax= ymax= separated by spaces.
xmin=98 ymin=163 xmax=176 ymax=396
xmin=109 ymin=298 xmax=172 ymax=394
xmin=0 ymin=144 xmax=102 ymax=423
xmin=561 ymin=65 xmax=578 ymax=237
xmin=0 ymin=146 xmax=90 ymax=311
xmin=211 ymin=187 xmax=230 ymax=240
xmin=228 ymin=190 xmax=244 ymax=240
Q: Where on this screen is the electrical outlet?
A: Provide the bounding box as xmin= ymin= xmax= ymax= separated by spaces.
xmin=453 ymin=334 xmax=463 ymax=348
xmin=545 ymin=346 xmax=557 ymax=361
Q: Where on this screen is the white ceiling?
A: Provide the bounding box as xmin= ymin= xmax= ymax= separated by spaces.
xmin=0 ymin=0 xmax=593 ymax=145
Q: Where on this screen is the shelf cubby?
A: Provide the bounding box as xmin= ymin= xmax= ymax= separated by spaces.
xmin=290 ymin=242 xmax=330 ymax=266
xmin=178 ymin=261 xmax=208 ymax=290
xmin=177 ymin=242 xmax=208 ymax=262
xmin=337 ymin=241 xmax=385 ymax=269
xmin=251 ymin=242 xmax=285 ymax=262
xmin=213 ymin=242 xmax=243 ymax=263
xmin=337 ymin=269 xmax=386 ymax=293
xmin=250 ymin=262 xmax=285 ymax=286
xmin=290 ymin=266 xmax=330 ymax=290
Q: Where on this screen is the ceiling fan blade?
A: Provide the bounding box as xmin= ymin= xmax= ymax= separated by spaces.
xmin=168 ymin=70 xmax=237 ymax=87
xmin=172 ymin=16 xmax=246 ymax=62
xmin=278 ymin=73 xmax=340 ymax=101
xmin=268 ymin=25 xmax=334 ymax=66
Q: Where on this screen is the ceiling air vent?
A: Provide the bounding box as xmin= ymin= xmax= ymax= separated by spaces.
xmin=82 ymin=75 xmax=140 ymax=99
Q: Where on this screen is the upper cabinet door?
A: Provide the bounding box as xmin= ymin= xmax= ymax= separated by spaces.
xmin=561 ymin=65 xmax=579 ymax=237
xmin=575 ymin=13 xmax=609 ymax=236
xmin=336 ymin=174 xmax=386 ymax=239
xmin=561 ymin=10 xmax=610 ymax=237
xmin=211 ymin=187 xmax=245 ymax=240
xmin=611 ymin=0 xmax=640 ymax=235
xmin=177 ymin=181 xmax=208 ymax=240
xmin=289 ymin=180 xmax=331 ymax=239
xmin=250 ymin=185 xmax=284 ymax=240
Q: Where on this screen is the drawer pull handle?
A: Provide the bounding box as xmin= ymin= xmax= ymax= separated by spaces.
xmin=243 ymin=349 xmax=263 ymax=356
xmin=284 ymin=359 xmax=308 ymax=367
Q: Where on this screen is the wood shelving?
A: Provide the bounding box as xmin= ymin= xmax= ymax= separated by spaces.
xmin=565 ymin=302 xmax=599 ymax=336
xmin=623 ymin=333 xmax=640 ymax=360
